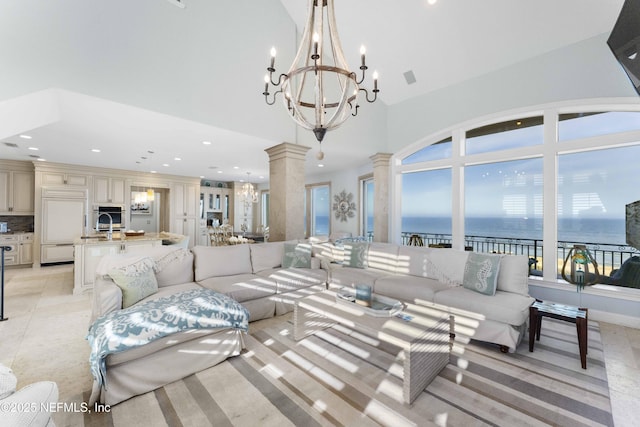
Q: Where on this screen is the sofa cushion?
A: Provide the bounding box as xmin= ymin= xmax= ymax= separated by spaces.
xmin=108 ymin=257 xmax=159 ymax=308
xmin=95 ymin=246 xmax=193 ymax=288
xmin=192 ymin=245 xmax=252 ymax=281
xmin=154 ymin=248 xmax=194 ymax=288
xmin=373 ymin=274 xmax=450 ymax=304
xmin=397 ymin=246 xmax=434 ymax=277
xmin=433 ymin=287 xmax=534 ymax=326
xmin=258 ymin=267 xmax=328 ymax=292
xmin=343 ymin=242 xmax=369 ymax=268
xmin=366 ymin=243 xmax=400 ymax=273
xmin=250 ymin=241 xmax=284 ymax=273
xmin=427 ymin=248 xmax=470 ymax=285
xmin=198 ymin=273 xmax=277 ymax=302
xmin=328 ymin=265 xmax=388 ymax=289
xmin=463 ymin=252 xmax=502 ymax=296
xmin=497 ymin=255 xmax=530 ymax=295
xmin=282 ymin=242 xmax=312 ymax=268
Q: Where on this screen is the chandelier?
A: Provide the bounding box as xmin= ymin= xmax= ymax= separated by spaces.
xmin=237 ymin=173 xmax=258 ymax=208
xmin=263 ymin=0 xmax=379 ymax=146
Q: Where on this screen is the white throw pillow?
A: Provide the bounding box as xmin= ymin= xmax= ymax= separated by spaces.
xmin=497 ymin=254 xmax=530 ymax=295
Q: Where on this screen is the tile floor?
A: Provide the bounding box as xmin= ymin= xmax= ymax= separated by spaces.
xmin=0 ymin=264 xmax=638 ymax=426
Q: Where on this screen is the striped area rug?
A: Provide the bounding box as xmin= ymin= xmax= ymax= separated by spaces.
xmin=82 ymin=317 xmax=613 ymax=427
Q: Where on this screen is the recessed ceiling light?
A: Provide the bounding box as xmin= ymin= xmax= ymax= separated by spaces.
xmin=217 ymin=170 xmax=223 ymax=174
xmin=150 ymin=170 xmax=157 ymax=174
xmin=199 ymin=175 xmax=204 ymax=178
xmin=162 ymin=163 xmax=170 ymax=167
xmin=19 ymin=134 xmax=32 ymax=139
xmin=36 ymin=158 xmax=46 ymax=162
xmin=202 ymin=141 xmax=211 ymax=145
xmin=174 ymin=157 xmax=181 ymax=161
xmin=233 ymin=166 xmax=239 ymax=169
xmin=91 ymin=149 xmax=101 ymax=153
xmin=28 ymin=147 xmax=39 ymax=151
xmin=318 ymin=164 xmax=325 ymax=168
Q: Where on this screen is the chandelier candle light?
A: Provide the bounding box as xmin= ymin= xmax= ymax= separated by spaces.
xmin=263 ymin=0 xmax=379 ymax=149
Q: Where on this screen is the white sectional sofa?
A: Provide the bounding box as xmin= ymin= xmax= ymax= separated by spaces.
xmin=314 ymin=241 xmax=535 ymax=352
xmin=89 ymin=241 xmax=327 ymax=405
xmin=88 ymin=238 xmax=533 ymax=406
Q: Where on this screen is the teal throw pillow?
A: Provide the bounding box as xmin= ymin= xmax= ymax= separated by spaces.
xmin=108 ymin=257 xmax=159 ymax=308
xmin=343 ymin=242 xmax=369 ymax=269
xmin=282 ymin=242 xmax=312 ymax=268
xmin=463 ymin=253 xmax=501 ymax=296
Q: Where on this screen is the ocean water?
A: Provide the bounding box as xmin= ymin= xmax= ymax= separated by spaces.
xmin=398 ymin=216 xmax=626 ymax=245
xmin=318 ymin=215 xmax=627 ymax=245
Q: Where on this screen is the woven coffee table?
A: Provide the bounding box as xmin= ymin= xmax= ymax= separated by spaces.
xmin=294 ymin=290 xmax=454 ymax=405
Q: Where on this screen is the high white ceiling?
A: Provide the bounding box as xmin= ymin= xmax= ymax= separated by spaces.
xmin=0 ymin=0 xmax=626 ymax=184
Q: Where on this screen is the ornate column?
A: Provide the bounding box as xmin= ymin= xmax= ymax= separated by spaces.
xmin=370 ymin=153 xmax=393 ymax=243
xmin=265 ymin=142 xmax=310 ymax=242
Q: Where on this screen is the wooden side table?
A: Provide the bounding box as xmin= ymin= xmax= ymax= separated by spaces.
xmin=529 ymin=299 xmax=588 ymax=369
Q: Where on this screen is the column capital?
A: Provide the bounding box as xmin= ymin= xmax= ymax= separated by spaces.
xmin=265 ymin=142 xmax=311 ymax=162
xmin=369 ymin=152 xmax=393 ymax=167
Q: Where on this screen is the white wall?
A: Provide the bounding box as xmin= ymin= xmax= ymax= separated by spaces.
xmin=387 ymin=34 xmax=639 ymax=152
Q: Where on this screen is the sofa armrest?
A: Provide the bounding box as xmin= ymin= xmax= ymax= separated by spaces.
xmin=90 ymin=277 xmax=123 ymax=324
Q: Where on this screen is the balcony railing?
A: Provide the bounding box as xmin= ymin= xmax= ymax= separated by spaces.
xmin=364 ymin=231 xmax=640 ymax=286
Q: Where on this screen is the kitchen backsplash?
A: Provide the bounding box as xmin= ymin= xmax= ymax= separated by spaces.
xmin=0 ymin=216 xmax=35 ymax=233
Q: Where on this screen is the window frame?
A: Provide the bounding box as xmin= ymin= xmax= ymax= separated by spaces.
xmin=304 ymin=181 xmax=331 ymax=238
xmin=391 ymin=100 xmax=640 ymax=295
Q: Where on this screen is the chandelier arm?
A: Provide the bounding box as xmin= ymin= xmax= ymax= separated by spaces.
xmin=349 ymin=102 xmax=359 ymax=117
xmin=359 ymin=87 xmax=379 ymax=104
xmin=355 ymin=67 xmax=368 ymax=85
xmin=264 ymin=87 xmax=284 ymax=106
xmin=269 ymin=73 xmax=288 ymax=87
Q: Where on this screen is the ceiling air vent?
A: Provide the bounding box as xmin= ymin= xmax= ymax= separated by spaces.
xmin=28 ymin=154 xmax=40 ymax=159
xmin=403 ymin=70 xmax=417 ymax=85
xmin=3 ymin=142 xmax=18 ymax=148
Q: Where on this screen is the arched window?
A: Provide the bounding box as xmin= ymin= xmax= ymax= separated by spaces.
xmin=394 ymin=102 xmax=640 ymax=291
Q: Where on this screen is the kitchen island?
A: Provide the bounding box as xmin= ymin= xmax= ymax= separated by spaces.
xmin=73 ymin=232 xmax=164 ymax=295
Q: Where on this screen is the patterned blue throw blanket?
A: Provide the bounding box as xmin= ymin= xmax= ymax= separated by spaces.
xmin=86 ymin=288 xmax=249 ymax=389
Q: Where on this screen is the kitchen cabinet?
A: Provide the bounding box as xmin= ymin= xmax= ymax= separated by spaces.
xmin=18 ymin=233 xmax=33 ymax=264
xmin=72 ymin=238 xmax=162 ymax=294
xmin=0 ymin=233 xmax=34 ymax=266
xmin=40 ymin=171 xmax=88 ymax=187
xmin=41 ymin=189 xmax=88 ymax=264
xmin=200 ymin=186 xmax=232 ymax=226
xmin=0 ymin=170 xmax=35 ymax=214
xmin=172 ymin=183 xmax=198 ymax=247
xmin=93 ymin=176 xmax=126 ymax=205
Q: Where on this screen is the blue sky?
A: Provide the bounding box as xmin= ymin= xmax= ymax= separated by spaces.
xmin=401 ymin=112 xmax=640 ymax=220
